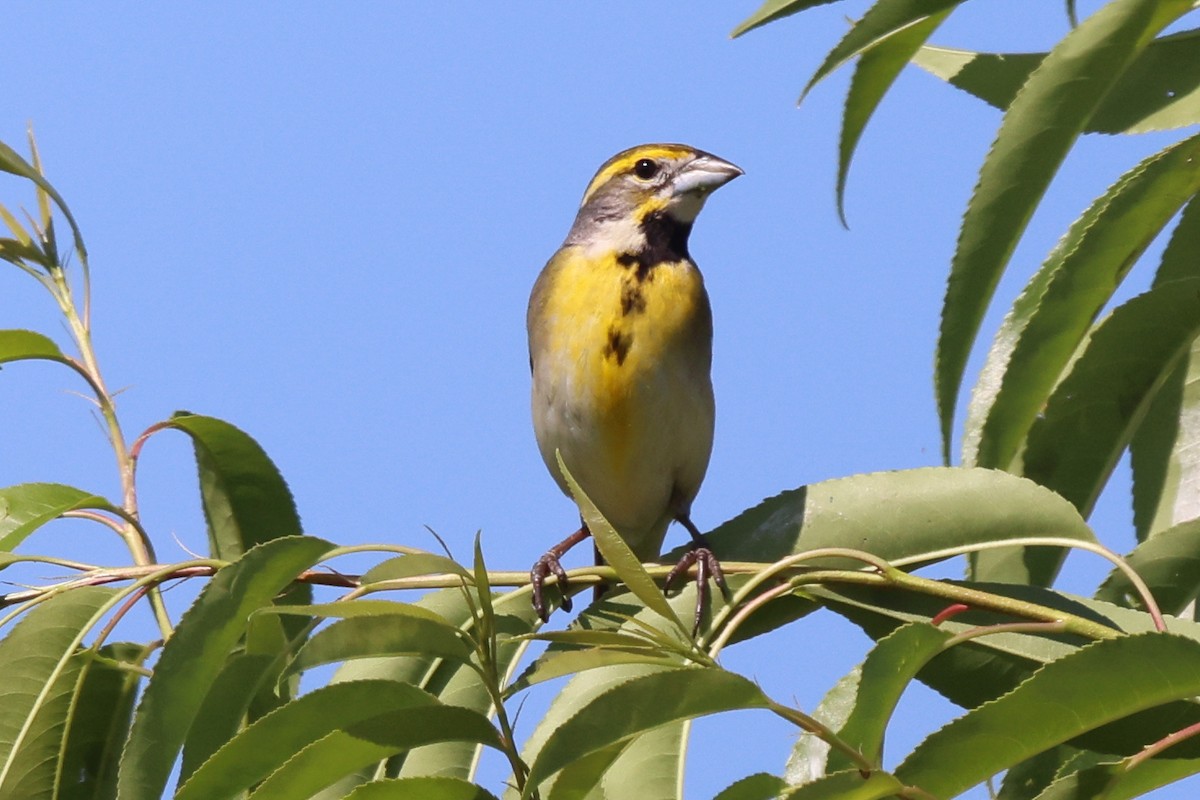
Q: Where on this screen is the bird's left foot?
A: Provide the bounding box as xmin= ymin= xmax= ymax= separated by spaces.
xmin=664 ymin=545 xmax=729 ymax=636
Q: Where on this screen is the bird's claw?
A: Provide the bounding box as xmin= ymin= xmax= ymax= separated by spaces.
xmin=531 ymin=551 xmax=572 ymax=622
xmin=664 ymin=546 xmax=728 ymax=636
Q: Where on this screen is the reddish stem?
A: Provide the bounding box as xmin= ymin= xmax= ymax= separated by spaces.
xmin=931 ymin=603 xmax=970 ymax=626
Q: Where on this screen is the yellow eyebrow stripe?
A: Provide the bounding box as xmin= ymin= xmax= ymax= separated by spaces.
xmin=580 ymin=144 xmax=695 ymax=205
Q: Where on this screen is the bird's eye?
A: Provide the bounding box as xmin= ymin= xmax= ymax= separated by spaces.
xmin=633 ymin=159 xmax=660 ymax=180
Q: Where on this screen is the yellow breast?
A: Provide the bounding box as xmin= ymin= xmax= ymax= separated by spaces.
xmin=538 ymin=249 xmax=706 ymax=441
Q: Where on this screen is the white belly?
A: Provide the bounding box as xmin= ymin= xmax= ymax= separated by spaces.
xmin=532 ymin=350 xmax=714 ymax=559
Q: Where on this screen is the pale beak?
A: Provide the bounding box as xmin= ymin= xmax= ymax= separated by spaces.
xmin=673 ymin=153 xmax=744 ymax=197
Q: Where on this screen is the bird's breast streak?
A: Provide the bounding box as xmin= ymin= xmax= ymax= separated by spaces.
xmin=549 ymin=259 xmax=700 ymax=386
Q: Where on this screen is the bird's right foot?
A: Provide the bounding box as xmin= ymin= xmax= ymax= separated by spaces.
xmin=530 ymin=551 xmax=572 ymax=622
xmin=529 ymin=524 xmax=591 ymax=621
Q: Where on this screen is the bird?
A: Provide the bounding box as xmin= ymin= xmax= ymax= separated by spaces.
xmin=526 ymin=143 xmax=742 ymax=625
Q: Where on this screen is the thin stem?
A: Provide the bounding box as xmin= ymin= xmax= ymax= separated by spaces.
xmin=0 ymin=554 xmax=1140 ymax=642
xmin=91 ymin=585 xmax=152 ymax=649
xmin=0 ymin=594 xmax=53 ymax=631
xmin=47 ymin=266 xmax=172 ymax=638
xmin=701 ymin=548 xmax=893 ymax=647
xmin=891 ymin=536 xmax=1166 ymax=631
xmin=0 ymin=552 xmax=100 ymax=572
xmin=319 ymin=543 xmax=432 ymax=561
xmin=461 ymin=588 xmax=534 ymax=798
xmin=128 ymin=419 xmax=173 ymax=481
xmin=487 ymin=671 xmax=533 ymax=796
xmin=942 ymin=621 xmax=1070 ymax=649
xmin=1 ymin=561 xmax=226 ymax=608
xmin=86 ymin=646 xmax=155 ymax=679
xmin=767 ymin=700 xmax=874 ymax=774
xmin=1124 ymin=719 xmax=1200 ymax=768
xmin=61 ymin=508 xmax=130 ymax=537
xmin=799 ymin=568 xmax=1122 ymax=641
xmin=52 ymin=271 xmax=135 ymax=510
xmin=707 ymin=581 xmax=794 ymax=658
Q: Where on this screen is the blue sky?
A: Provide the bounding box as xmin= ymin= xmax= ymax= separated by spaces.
xmin=0 ymin=2 xmax=1192 ymax=797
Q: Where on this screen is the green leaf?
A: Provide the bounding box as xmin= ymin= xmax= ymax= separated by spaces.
xmin=259 ymin=599 xmax=457 ymax=624
xmin=837 ymin=573 xmax=1200 ymax=638
xmin=523 ymin=668 xmax=772 ymax=795
xmin=176 ymin=680 xmax=441 ymax=800
xmin=686 ymin=466 xmax=1095 ymax=571
xmin=0 ymin=139 xmax=87 ymax=263
xmin=247 ymin=706 xmax=503 ymax=799
xmin=557 ymin=453 xmax=686 ymax=634
xmin=996 ymin=746 xmax=1083 ymax=800
xmin=1132 ymin=194 xmax=1200 ymax=540
xmin=4 ymin=659 xmax=86 ymax=800
xmin=0 ymin=204 xmax=31 ymax=244
xmin=0 ymin=483 xmax=118 ymax=552
xmin=164 ymin=413 xmax=303 ymax=559
xmin=323 ymin=586 xmax=536 ymax=785
xmin=1132 ymin=335 xmax=1200 ymax=542
xmin=894 ymin=633 xmax=1200 ymax=798
xmin=914 ymin=27 xmax=1200 ymax=134
xmin=780 ymin=770 xmax=904 ymax=799
xmin=164 ymin=413 xmax=314 ymax=673
xmin=544 ymin=740 xmax=629 ymax=800
xmin=786 ymin=663 xmax=859 ymax=784
xmin=1095 ymin=518 xmax=1200 ymax=614
xmin=397 ymin=590 xmax=537 ymax=782
xmin=964 ymin=132 xmax=1200 ymax=474
xmin=473 ymin=533 xmax=495 ymax=635
xmin=362 ymin=553 xmax=472 ymax=583
xmin=934 ymin=0 xmax=1193 ymax=461
xmin=0 ymin=238 xmax=52 ymax=270
xmin=117 ymin=535 xmax=333 ymax=800
xmin=285 ymin=612 xmax=474 ymax=678
xmin=804 ymin=0 xmax=961 ymax=223
xmin=1023 ymin=279 xmax=1200 ymax=517
xmin=512 ymin=585 xmax=732 ymax=800
xmin=60 ymin=642 xmax=147 ymax=800
xmin=713 ymin=773 xmax=789 ymax=800
xmin=181 ymin=591 xmax=330 ymax=781
xmin=836 ymin=12 xmax=952 ymax=225
xmin=565 ymin=718 xmax=691 ymax=800
xmin=528 ymin=719 xmax=691 ymax=800
xmin=343 ymin=777 xmax=500 ymax=800
xmin=510 ymin=581 xmax=731 ymax=800
xmin=505 ymin=646 xmax=685 ymax=695
xmin=826 ymin=624 xmax=954 ymax=774
xmin=730 ymin=0 xmax=841 ymax=38
xmin=964 ymin=135 xmax=1200 ymax=583
xmin=873 ymin=587 xmax=1200 ymax=762
xmin=524 ymin=629 xmax=664 ymax=648
xmin=802 ymin=0 xmax=963 ymax=100
xmin=0 ymin=586 xmax=115 ymax=799
xmin=814 ymin=581 xmax=1102 ymax=706
xmin=821 ymin=583 xmax=1200 ymax=759
xmin=0 ymin=330 xmax=69 ymax=366
xmin=179 ymin=653 xmax=279 ymax=784
xmin=1034 ymin=755 xmax=1200 ymax=800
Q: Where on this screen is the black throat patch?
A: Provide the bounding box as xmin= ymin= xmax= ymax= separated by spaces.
xmin=605 ymin=210 xmax=694 ymax=363
xmin=616 ymin=210 xmax=693 ymax=282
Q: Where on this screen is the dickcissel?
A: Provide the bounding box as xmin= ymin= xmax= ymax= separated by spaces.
xmin=527 ymin=143 xmax=742 ymax=623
